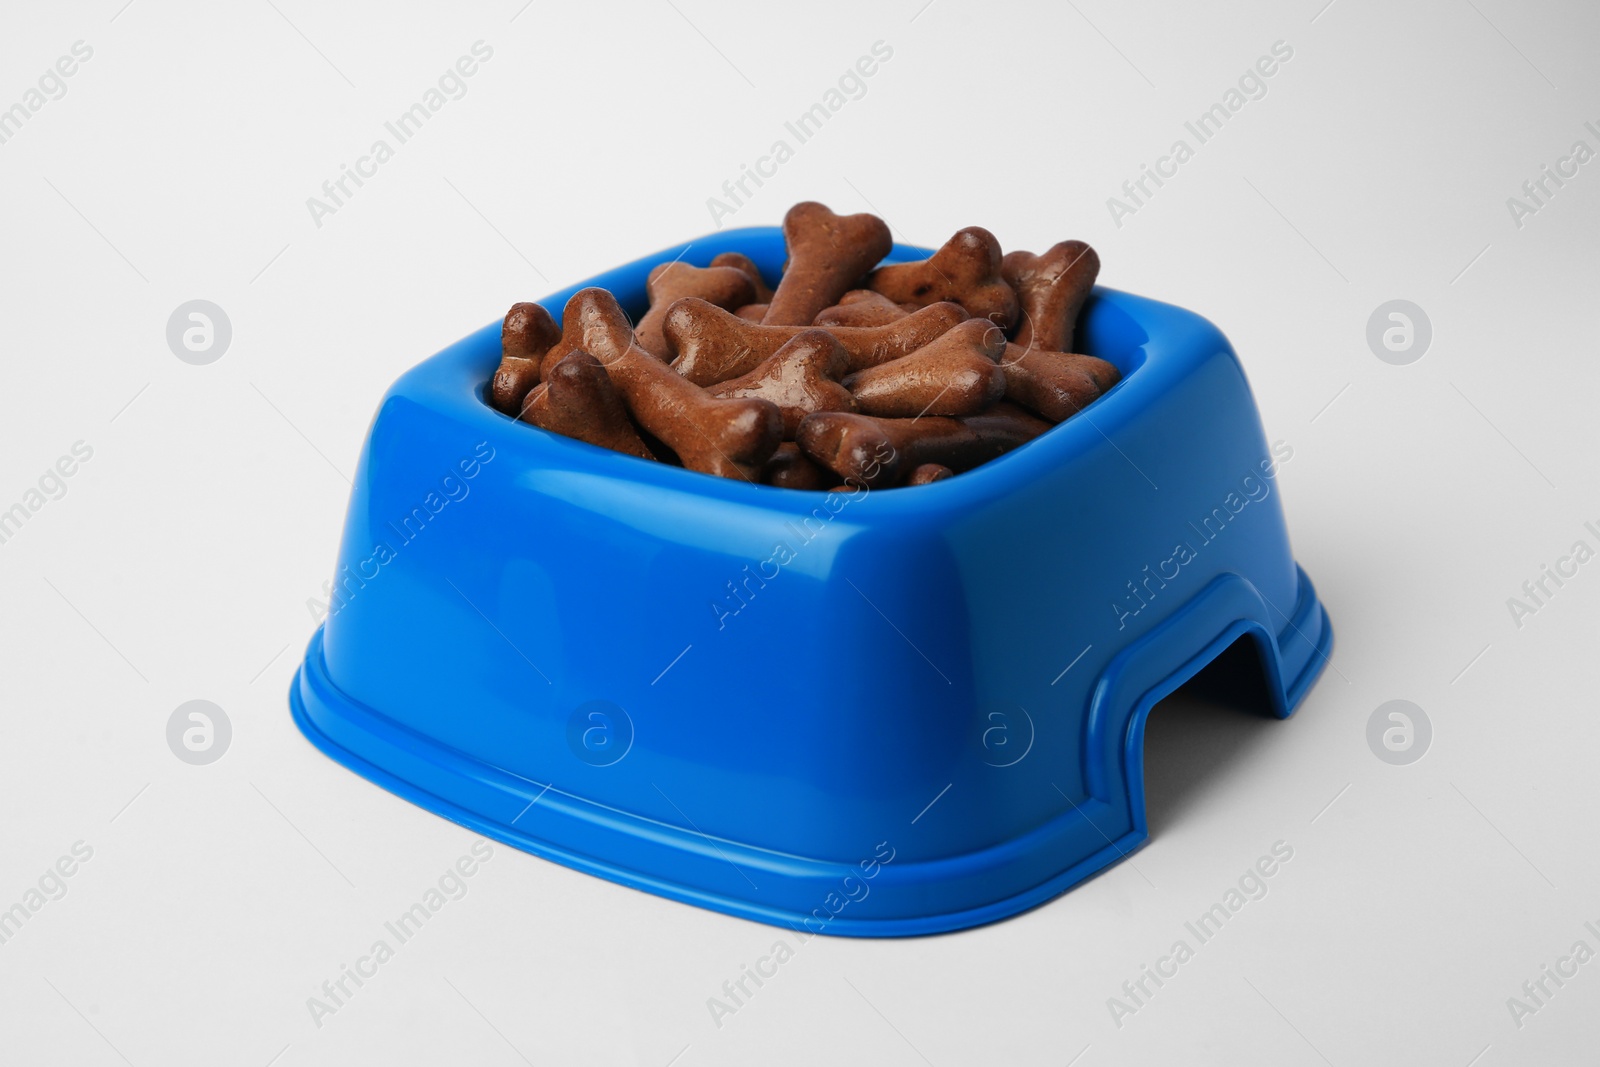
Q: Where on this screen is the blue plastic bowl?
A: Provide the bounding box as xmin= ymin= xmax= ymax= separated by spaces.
xmin=290 ymin=226 xmax=1332 ymax=937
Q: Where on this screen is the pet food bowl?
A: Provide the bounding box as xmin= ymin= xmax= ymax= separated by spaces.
xmin=290 ymin=226 xmax=1333 ymax=937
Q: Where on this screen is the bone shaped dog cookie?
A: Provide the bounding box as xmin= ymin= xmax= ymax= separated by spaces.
xmin=796 ymin=402 xmax=1050 ymax=488
xmin=762 ymin=201 xmax=893 ymax=327
xmin=708 ymin=329 xmax=857 ymax=437
xmin=905 ymin=463 xmax=953 ymax=485
xmin=813 ymin=290 xmax=911 ymax=329
xmin=521 ymin=350 xmax=654 ymax=460
xmin=634 ymin=262 xmax=756 ymax=359
xmin=761 ymin=442 xmax=834 ymax=490
xmin=666 ymin=298 xmax=968 ymax=385
xmin=1003 ymin=240 xmax=1099 ymax=353
xmin=490 ymin=302 xmax=560 ymax=416
xmin=710 ymin=252 xmax=774 ymax=304
xmin=997 ymin=241 xmax=1121 ymax=422
xmin=841 ymin=318 xmax=1007 ymax=418
xmin=999 ymin=345 xmax=1121 ymax=423
xmin=559 ymin=288 xmax=782 ymax=481
xmin=540 ymin=288 xmax=639 ymax=382
xmin=867 ymin=226 xmax=1019 ymax=328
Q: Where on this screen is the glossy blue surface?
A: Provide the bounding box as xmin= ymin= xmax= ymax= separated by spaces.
xmin=290 ymin=227 xmax=1333 ymax=936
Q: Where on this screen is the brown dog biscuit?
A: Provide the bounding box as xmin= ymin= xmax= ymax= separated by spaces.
xmin=796 ymin=402 xmax=1050 ymax=488
xmin=993 ymin=241 xmax=1116 ymax=420
xmin=521 ymin=350 xmax=654 ymax=460
xmin=905 ymin=463 xmax=953 ymax=485
xmin=734 ymin=303 xmax=768 ymax=322
xmin=635 ymin=262 xmax=755 ymax=359
xmin=762 ymin=442 xmax=834 ymax=490
xmin=842 ymin=319 xmax=1007 ymax=418
xmin=813 ymin=290 xmax=910 ymax=329
xmin=867 ymin=226 xmax=1018 ymax=329
xmin=708 ymin=329 xmax=857 ymax=438
xmin=563 ymin=288 xmax=782 ymax=481
xmin=490 ymin=302 xmax=560 ymax=416
xmin=999 ymin=346 xmax=1121 ymax=423
xmin=540 ymin=289 xmax=640 ymax=382
xmin=951 ymin=401 xmax=1052 ymax=445
xmin=1002 ymin=241 xmax=1099 ymax=353
xmin=666 ymin=299 xmax=968 ymax=385
xmin=762 ymin=202 xmax=893 ymax=326
xmin=711 ymin=251 xmax=775 ymax=303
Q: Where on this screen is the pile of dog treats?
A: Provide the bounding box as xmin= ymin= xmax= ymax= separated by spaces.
xmin=486 ymin=201 xmax=1119 ymax=490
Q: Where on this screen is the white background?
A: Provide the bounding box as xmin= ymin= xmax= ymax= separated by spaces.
xmin=1 ymin=0 xmax=1597 ymax=1064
